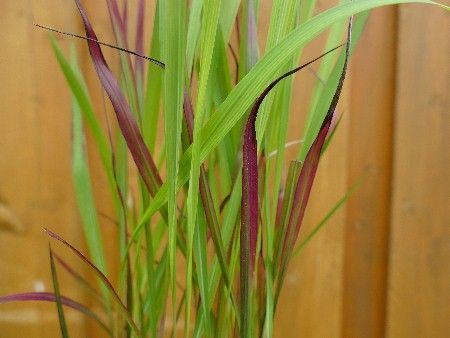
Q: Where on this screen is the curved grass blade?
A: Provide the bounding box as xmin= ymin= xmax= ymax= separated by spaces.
xmin=298 ymin=11 xmax=369 ymax=160
xmin=130 ymin=44 xmax=345 ymax=255
xmin=0 ymin=292 xmax=111 ymax=336
xmin=275 ymin=18 xmax=353 ymax=305
xmin=35 ymin=24 xmax=164 ymax=68
xmin=239 ymin=39 xmax=344 ymax=338
xmin=44 ymin=228 xmax=141 ymax=337
xmin=239 ymin=32 xmax=350 ymax=338
xmin=73 ymin=0 xmax=163 ymax=200
xmin=49 ymin=245 xmax=69 ymax=338
xmin=199 ymin=0 xmax=437 ymax=169
xmin=131 ymin=0 xmax=440 ymax=264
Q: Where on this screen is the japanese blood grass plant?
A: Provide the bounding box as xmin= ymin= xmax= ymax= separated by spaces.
xmin=1 ymin=0 xmax=447 ymax=337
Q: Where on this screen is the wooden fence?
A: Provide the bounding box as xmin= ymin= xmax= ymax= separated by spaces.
xmin=0 ymin=1 xmax=448 ymax=337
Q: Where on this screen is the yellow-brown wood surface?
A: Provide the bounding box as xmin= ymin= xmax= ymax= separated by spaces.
xmin=0 ymin=1 xmax=448 ymax=337
xmin=386 ymin=4 xmax=450 ymax=338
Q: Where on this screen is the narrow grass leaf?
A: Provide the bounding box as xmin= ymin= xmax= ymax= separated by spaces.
xmin=72 ymin=99 xmax=108 ymax=277
xmin=142 ymin=1 xmax=163 ymax=154
xmin=161 ymin=0 xmax=186 ymax=326
xmin=292 ymin=176 xmax=365 ymax=258
xmin=184 ymin=89 xmax=230 ymax=335
xmin=49 ymin=245 xmax=69 ymax=338
xmin=0 ymin=292 xmax=111 ymax=336
xmin=240 ymin=93 xmax=259 ymax=338
xmin=73 ymin=0 xmax=163 ymax=199
xmin=135 ymin=0 xmax=145 ymax=79
xmin=219 ymin=0 xmax=241 ymax=41
xmin=49 ymin=38 xmax=112 ymax=180
xmin=186 ymin=0 xmax=204 ymax=79
xmin=53 ymin=253 xmax=104 ymax=306
xmin=44 ymin=228 xmax=141 ymax=336
xmin=299 ymin=11 xmax=369 ymax=160
xmin=135 ymin=1 xmax=438 ymax=247
xmin=276 ymin=19 xmax=353 ymax=304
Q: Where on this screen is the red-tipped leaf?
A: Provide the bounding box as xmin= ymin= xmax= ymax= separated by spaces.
xmin=44 ymin=228 xmax=140 ymax=336
xmin=73 ymin=0 xmax=162 ymax=198
xmin=240 ymin=38 xmax=347 ymax=336
xmin=276 ymin=18 xmax=353 ymax=302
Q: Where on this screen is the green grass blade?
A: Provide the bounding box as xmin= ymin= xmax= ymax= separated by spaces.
xmin=259 ymin=1 xmax=301 ymax=334
xmin=161 ymin=0 xmax=186 ymax=332
xmin=185 ymin=0 xmax=221 ymax=334
xmin=49 ymin=245 xmax=70 ymax=338
xmin=134 ymin=2 xmax=438 ymax=244
xmin=292 ymin=176 xmax=365 ymax=258
xmin=299 ymin=11 xmax=369 ymax=160
xmin=143 ymin=1 xmax=163 ymax=154
xmin=201 ymin=0 xmax=436 ymax=164
xmin=186 ymin=0 xmax=204 ymax=79
xmin=219 ymin=0 xmax=241 ymax=41
xmin=50 ymin=38 xmax=112 ymax=180
xmin=72 ymin=98 xmax=108 ymax=276
xmin=194 ymin=208 xmax=213 ymax=337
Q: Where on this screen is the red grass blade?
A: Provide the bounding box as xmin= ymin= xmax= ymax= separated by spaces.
xmin=135 ymin=0 xmax=146 ymax=78
xmin=240 ymin=75 xmax=260 ymax=336
xmin=53 ymin=252 xmax=104 ymax=306
xmin=49 ymin=245 xmax=69 ymax=338
xmin=241 ymin=104 xmax=259 ymax=274
xmin=122 ymin=0 xmax=129 ymax=39
xmin=246 ymin=0 xmax=259 ymax=70
xmin=240 ymin=39 xmax=345 ymax=278
xmin=44 ymin=228 xmax=140 ymax=336
xmin=0 ymin=292 xmax=111 ymax=336
xmin=183 ymin=91 xmax=232 ymax=289
xmin=106 ymin=0 xmax=125 ymax=39
xmin=276 ymin=18 xmax=353 ymax=303
xmin=239 ymin=34 xmax=348 ymax=335
xmin=73 ymin=0 xmax=162 ymax=198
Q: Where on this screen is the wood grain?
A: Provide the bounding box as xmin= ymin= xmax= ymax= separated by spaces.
xmin=0 ymin=0 xmax=87 ymax=336
xmin=386 ymin=5 xmax=450 ymax=338
xmin=0 ymin=1 xmax=448 ymax=337
xmin=343 ymin=7 xmax=397 ymax=338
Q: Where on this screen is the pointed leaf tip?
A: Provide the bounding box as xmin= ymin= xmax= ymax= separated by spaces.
xmin=276 ymin=18 xmax=354 ymax=301
xmin=73 ymin=0 xmax=163 ymax=200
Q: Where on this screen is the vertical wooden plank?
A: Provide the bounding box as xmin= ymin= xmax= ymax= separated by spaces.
xmin=386 ymin=5 xmax=449 ymax=338
xmin=343 ymin=8 xmax=397 ymax=338
xmin=0 ymin=0 xmax=87 ymax=336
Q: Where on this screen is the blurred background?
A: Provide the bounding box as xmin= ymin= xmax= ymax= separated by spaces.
xmin=0 ymin=0 xmax=448 ymax=337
